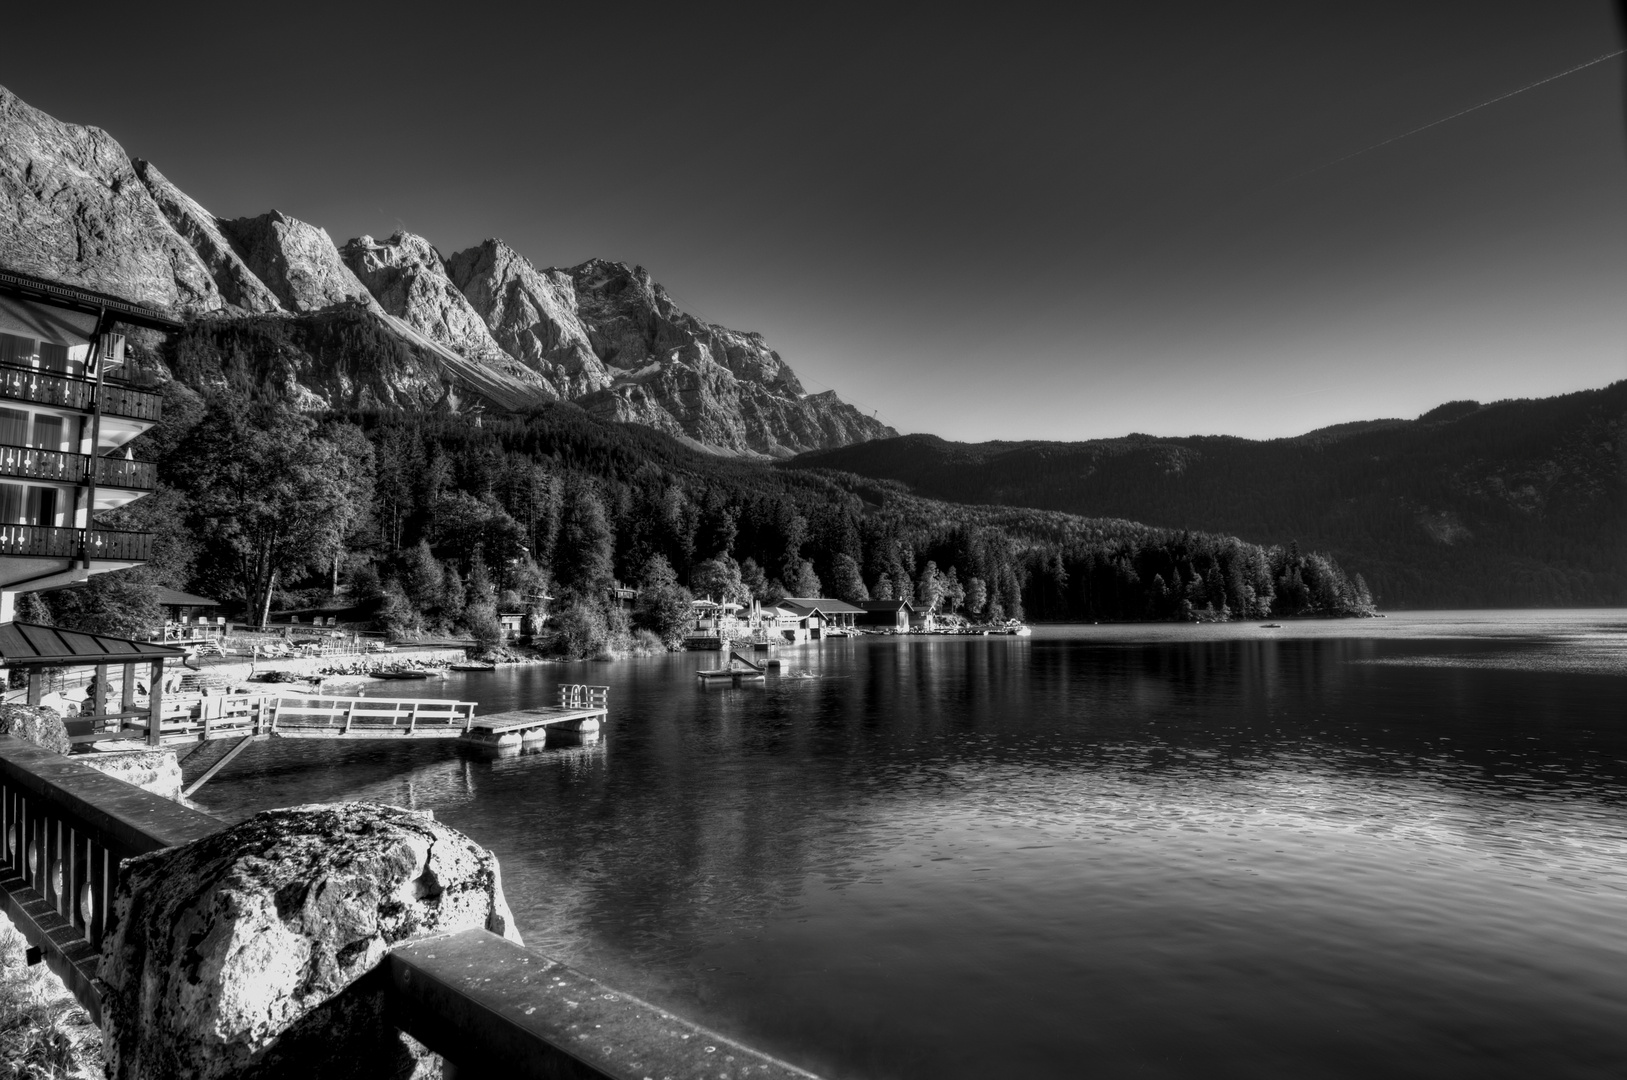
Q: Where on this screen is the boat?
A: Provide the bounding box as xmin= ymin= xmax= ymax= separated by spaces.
xmin=375 ymin=670 xmax=431 ymax=681
xmin=1259 ymin=624 xmax=1282 ymax=629
xmin=450 ymin=663 xmax=497 ymax=672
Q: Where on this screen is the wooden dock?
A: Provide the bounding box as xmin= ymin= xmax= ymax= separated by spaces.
xmin=148 ymin=684 xmax=612 ymax=794
xmin=696 ymin=650 xmax=767 ymax=684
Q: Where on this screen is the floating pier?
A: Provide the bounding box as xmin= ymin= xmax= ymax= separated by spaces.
xmin=696 ymin=651 xmax=767 ymax=684
xmin=455 ymin=685 xmax=610 ymax=750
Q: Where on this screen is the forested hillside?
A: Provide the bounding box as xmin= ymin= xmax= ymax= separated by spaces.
xmin=32 ymin=359 xmax=1377 ymax=646
xmin=787 ymin=384 xmax=1627 ymax=609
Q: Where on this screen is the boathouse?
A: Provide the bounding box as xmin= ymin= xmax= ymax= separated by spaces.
xmin=857 ymin=598 xmax=917 ymax=632
xmin=779 ymin=597 xmax=865 ymax=638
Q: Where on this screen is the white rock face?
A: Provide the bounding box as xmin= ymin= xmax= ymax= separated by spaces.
xmin=135 ymin=161 xmax=285 ymax=315
xmin=99 ymin=802 xmax=521 ymax=1080
xmin=218 ymin=210 xmax=384 ymax=315
xmin=445 ymin=239 xmax=610 ymax=398
xmin=0 ymin=84 xmax=224 ymax=313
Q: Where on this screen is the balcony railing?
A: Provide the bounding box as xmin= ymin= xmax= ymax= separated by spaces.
xmin=100 ymin=381 xmax=162 ymax=423
xmin=93 ymin=455 xmax=158 ymax=490
xmin=0 ymin=363 xmax=93 ymax=412
xmin=0 ymin=445 xmax=85 ymax=484
xmin=0 ymin=364 xmax=162 ymax=424
xmin=0 ymin=446 xmax=157 ymax=491
xmin=0 ymin=525 xmax=152 ymax=561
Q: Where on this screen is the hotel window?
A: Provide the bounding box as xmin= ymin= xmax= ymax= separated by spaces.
xmin=0 ymin=408 xmax=27 ymax=447
xmin=0 ymin=333 xmax=35 ymax=366
xmin=25 ymin=486 xmax=57 ymax=526
xmin=38 ymin=341 xmax=69 ymax=374
xmin=30 ymin=415 xmax=63 ymax=452
xmin=0 ymin=483 xmax=23 ymax=524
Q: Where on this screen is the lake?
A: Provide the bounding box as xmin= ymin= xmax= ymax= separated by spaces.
xmin=196 ymin=610 xmax=1627 ymax=1079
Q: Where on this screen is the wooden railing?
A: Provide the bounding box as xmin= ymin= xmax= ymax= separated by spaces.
xmin=0 ymin=735 xmax=819 ymax=1078
xmin=99 ymin=380 xmax=162 ymax=423
xmin=0 ymin=362 xmax=94 ymax=412
xmin=0 ymin=364 xmax=162 ymax=423
xmin=93 ymin=455 xmax=158 ymax=490
xmin=266 ymin=694 xmax=478 ymax=737
xmin=0 ymin=525 xmax=153 ymax=561
xmin=0 ymin=445 xmax=157 ymax=490
xmin=0 ymin=444 xmax=83 ymax=483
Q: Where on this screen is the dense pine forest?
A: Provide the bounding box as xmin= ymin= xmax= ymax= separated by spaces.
xmin=791 ymin=383 xmax=1627 ymax=610
xmin=29 ymin=331 xmax=1378 ymax=648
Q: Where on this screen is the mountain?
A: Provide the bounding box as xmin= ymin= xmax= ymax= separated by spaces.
xmin=786 ymin=384 xmax=1627 ymax=609
xmin=0 ymin=84 xmax=892 ymax=457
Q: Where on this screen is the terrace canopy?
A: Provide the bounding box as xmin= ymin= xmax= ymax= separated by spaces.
xmin=0 ymin=622 xmax=185 ymax=747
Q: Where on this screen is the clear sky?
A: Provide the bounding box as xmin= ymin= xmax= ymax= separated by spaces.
xmin=6 ymin=2 xmax=1625 ymax=441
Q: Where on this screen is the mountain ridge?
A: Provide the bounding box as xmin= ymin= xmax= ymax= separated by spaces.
xmin=786 ymin=384 xmax=1627 ymax=609
xmin=0 ymin=83 xmax=892 ymax=457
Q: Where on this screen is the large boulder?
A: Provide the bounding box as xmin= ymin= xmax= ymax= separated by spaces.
xmin=98 ymin=803 xmax=522 ymax=1079
xmin=0 ymin=703 xmax=69 ymax=754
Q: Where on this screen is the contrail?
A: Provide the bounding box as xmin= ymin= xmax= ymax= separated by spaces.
xmin=1290 ymin=48 xmax=1626 ymax=182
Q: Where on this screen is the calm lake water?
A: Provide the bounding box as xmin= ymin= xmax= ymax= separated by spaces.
xmin=196 ymin=610 xmax=1627 ymax=1079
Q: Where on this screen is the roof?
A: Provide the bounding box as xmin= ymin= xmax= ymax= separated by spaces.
xmin=154 ymin=587 xmax=219 ymax=608
xmin=858 ymin=599 xmax=915 ymax=613
xmin=0 ymin=266 xmax=186 ymax=332
xmin=0 ymin=622 xmax=187 ymax=666
xmin=780 ymin=597 xmax=868 ymax=615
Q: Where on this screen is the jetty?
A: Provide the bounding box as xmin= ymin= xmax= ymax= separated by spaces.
xmin=162 ymin=683 xmax=610 ymax=794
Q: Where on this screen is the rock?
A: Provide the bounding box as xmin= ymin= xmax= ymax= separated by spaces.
xmin=0 ymin=704 xmax=68 ymax=754
xmin=0 ymin=84 xmax=224 ymax=314
xmin=80 ymin=748 xmax=183 ymax=800
xmin=445 ymin=239 xmax=610 ymax=398
xmin=98 ymin=803 xmax=522 ymax=1080
xmin=217 ymin=210 xmax=384 ymax=315
xmin=341 ymin=233 xmax=509 ymax=365
xmin=135 ymin=161 xmax=286 ymax=315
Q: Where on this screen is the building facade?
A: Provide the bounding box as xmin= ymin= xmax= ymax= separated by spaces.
xmin=0 ymin=268 xmax=178 ymax=621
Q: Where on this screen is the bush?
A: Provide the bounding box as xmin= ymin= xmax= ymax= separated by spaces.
xmin=551 ymin=602 xmax=609 ymax=659
xmin=464 ymin=601 xmax=503 ymax=654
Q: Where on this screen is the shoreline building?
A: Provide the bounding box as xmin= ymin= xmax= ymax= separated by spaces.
xmin=0 ymin=268 xmax=178 ymax=621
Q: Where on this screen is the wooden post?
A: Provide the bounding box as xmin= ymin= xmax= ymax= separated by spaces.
xmin=147 ymin=659 xmax=163 ymax=747
xmin=26 ymin=670 xmax=42 ymax=707
xmin=120 ymin=662 xmax=135 ymax=724
xmin=342 ymin=700 xmax=354 ymax=734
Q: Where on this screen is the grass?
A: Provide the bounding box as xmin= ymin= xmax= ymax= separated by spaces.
xmin=0 ymin=915 xmax=101 ymax=1079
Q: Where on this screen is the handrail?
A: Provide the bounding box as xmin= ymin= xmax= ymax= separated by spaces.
xmin=0 ymin=444 xmax=157 ymax=490
xmin=0 ymin=736 xmax=223 ymax=1020
xmin=0 ymin=525 xmax=153 ymax=560
xmin=0 ymin=362 xmax=161 ymax=423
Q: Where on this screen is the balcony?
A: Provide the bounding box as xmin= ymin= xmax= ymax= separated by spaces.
xmin=94 ymin=455 xmax=158 ymax=490
xmin=0 ymin=525 xmax=152 ymax=562
xmin=0 ymin=446 xmax=158 ymax=491
xmin=0 ymin=364 xmax=163 ymax=424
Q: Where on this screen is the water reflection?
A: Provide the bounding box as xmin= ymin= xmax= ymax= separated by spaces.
xmin=197 ymin=612 xmax=1627 ymax=1080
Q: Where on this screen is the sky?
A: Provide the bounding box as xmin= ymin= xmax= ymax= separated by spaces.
xmin=6 ymin=1 xmax=1626 ymax=443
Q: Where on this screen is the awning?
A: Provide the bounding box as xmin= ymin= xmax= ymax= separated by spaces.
xmin=0 ymin=622 xmax=186 ymax=666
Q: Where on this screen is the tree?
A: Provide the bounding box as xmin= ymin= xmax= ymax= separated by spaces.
xmin=40 ymin=570 xmax=162 ymax=639
xmin=378 ymin=578 xmax=423 ymax=640
xmin=786 ymin=559 xmax=822 ymax=598
xmin=692 ymin=555 xmax=751 ymax=605
xmin=466 ymin=551 xmax=497 ymax=608
xmin=915 ymin=561 xmax=942 ymax=612
xmin=465 ymin=601 xmax=504 ymax=653
xmin=739 ymin=558 xmax=771 ymax=601
xmin=555 ymin=484 xmax=616 ymax=599
xmin=874 ymin=573 xmax=894 ymax=601
xmin=403 ymin=541 xmax=445 ymax=617
xmin=552 ymin=601 xmax=609 ymax=659
xmin=633 ymin=554 xmax=693 ymax=648
xmin=440 ymin=564 xmax=466 ymax=627
xmin=180 ymin=405 xmax=372 ymax=628
xmin=829 ymin=553 xmax=870 ymax=604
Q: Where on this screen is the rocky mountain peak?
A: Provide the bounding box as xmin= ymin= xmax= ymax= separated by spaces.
xmin=134 ymin=160 xmax=284 ymax=316
xmin=217 ymin=210 xmax=381 ymax=315
xmin=341 ymin=231 xmax=513 ymax=366
xmin=0 ymin=84 xmax=224 ymax=313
